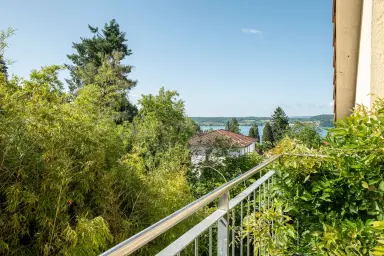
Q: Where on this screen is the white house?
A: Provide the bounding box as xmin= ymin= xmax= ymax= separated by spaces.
xmin=188 ymin=129 xmax=257 ymax=164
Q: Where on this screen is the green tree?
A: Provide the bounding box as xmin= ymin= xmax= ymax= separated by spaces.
xmin=116 ymin=96 xmax=138 ymax=123
xmin=130 ymin=87 xmax=196 ymax=170
xmin=229 ymin=117 xmax=241 ymax=134
xmin=187 ymin=117 xmax=202 ymax=135
xmin=225 ymin=120 xmax=230 ymax=131
xmin=248 ymin=126 xmax=256 ymax=138
xmin=66 ymin=19 xmax=135 ymax=91
xmin=0 ymin=28 xmax=16 ymax=80
xmin=254 ymin=124 xmax=260 ymax=143
xmin=262 ymin=122 xmax=274 ymax=148
xmin=0 ymin=66 xmax=197 ymax=255
xmin=66 ymin=20 xmax=137 ymax=123
xmin=270 ymin=107 xmax=289 ymax=141
xmin=249 ymin=123 xmax=260 ymax=142
xmin=81 ymin=53 xmax=137 ymax=123
xmin=0 ymin=55 xmax=7 ymax=80
xmin=0 ymin=66 xmax=117 ymax=255
xmin=263 ymin=99 xmax=384 ymax=255
xmin=188 ymin=151 xmax=263 ymax=198
xmin=288 ymin=121 xmax=321 ymax=148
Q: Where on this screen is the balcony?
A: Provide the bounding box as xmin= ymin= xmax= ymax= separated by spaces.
xmin=101 ymin=154 xmax=321 ymax=255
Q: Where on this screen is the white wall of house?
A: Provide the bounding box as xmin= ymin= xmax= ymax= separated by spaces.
xmin=191 ymin=146 xmax=207 ymax=165
xmin=355 ymin=0 xmax=384 ymax=109
xmin=371 ymin=0 xmax=384 ymax=105
xmin=191 ymin=142 xmax=256 ymax=165
xmin=355 ymin=0 xmax=372 ymax=108
xmin=238 ymin=142 xmax=255 ymax=155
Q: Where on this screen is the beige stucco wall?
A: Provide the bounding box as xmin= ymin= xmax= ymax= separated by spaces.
xmin=355 ymin=0 xmax=372 ymax=107
xmin=334 ymin=0 xmax=363 ymax=120
xmin=371 ymin=0 xmax=384 ymax=106
xmin=334 ymin=0 xmax=384 ymax=118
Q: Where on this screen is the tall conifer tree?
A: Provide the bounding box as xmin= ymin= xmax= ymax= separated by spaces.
xmin=253 ymin=124 xmax=260 ymax=142
xmin=248 ymin=126 xmax=256 ymax=138
xmin=229 ymin=118 xmax=241 ymax=134
xmin=262 ymin=122 xmax=274 ymax=148
xmin=270 ymin=107 xmax=289 ymax=141
xmin=66 ymin=20 xmax=137 ymax=123
xmin=225 ymin=121 xmax=230 ymax=131
xmin=0 ymin=55 xmax=7 ymax=80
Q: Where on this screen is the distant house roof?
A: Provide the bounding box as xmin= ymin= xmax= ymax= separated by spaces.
xmin=189 ymin=129 xmax=257 ymax=148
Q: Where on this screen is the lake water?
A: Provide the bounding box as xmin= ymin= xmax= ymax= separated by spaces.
xmin=200 ymin=125 xmax=328 ymax=141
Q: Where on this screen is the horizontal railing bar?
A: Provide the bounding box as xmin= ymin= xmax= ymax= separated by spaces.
xmin=157 ymin=171 xmax=275 ymax=255
xmin=100 ymin=155 xmax=281 ymax=256
xmin=229 ymin=170 xmax=275 ymax=210
xmin=157 ymin=209 xmax=227 ymax=256
xmin=283 ymin=153 xmax=328 ymax=158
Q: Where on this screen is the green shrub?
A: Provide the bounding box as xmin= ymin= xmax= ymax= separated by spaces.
xmin=0 ymin=69 xmax=197 ymax=255
xmin=242 ymin=100 xmax=384 ymax=255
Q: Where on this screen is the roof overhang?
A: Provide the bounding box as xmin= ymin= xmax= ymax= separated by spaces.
xmin=333 ymin=0 xmax=363 ymax=121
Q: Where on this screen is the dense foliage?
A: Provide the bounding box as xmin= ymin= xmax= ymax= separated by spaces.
xmin=0 ymin=22 xmax=362 ymax=256
xmin=262 ymin=122 xmax=275 ymax=148
xmin=248 ymin=126 xmax=256 ymax=138
xmin=248 ymin=124 xmax=260 ymax=143
xmin=66 ymin=20 xmax=137 ymax=123
xmin=224 ymin=117 xmax=241 ymax=134
xmin=288 ymin=121 xmax=322 ymax=149
xmin=188 ymin=151 xmax=263 ymax=198
xmin=66 ymin=19 xmax=136 ymax=92
xmin=0 ymin=23 xmax=200 ymax=255
xmin=0 ymin=68 xmax=198 ymax=255
xmin=259 ymin=99 xmax=384 ymax=255
xmin=0 ymin=56 xmax=6 ymax=79
xmin=0 ymin=28 xmax=15 ymax=81
xmin=243 ymin=202 xmax=296 ymax=255
xmin=254 ymin=124 xmax=261 ymax=143
xmin=270 ymin=107 xmax=289 ymax=141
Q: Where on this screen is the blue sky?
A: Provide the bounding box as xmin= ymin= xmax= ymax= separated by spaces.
xmin=1 ymin=0 xmax=334 ymax=117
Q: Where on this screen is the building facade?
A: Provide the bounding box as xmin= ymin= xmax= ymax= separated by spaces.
xmin=189 ymin=129 xmax=257 ymax=164
xmin=333 ymin=0 xmax=384 ymax=120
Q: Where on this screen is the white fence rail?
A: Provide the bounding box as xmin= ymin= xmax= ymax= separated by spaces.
xmin=101 ymin=155 xmax=281 ymax=256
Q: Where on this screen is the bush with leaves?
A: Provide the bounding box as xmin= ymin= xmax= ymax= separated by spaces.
xmin=243 ymin=202 xmax=296 ymax=255
xmin=288 ymin=121 xmax=322 ymax=149
xmin=188 ymin=140 xmax=263 ymax=199
xmin=257 ymin=99 xmax=384 ymax=255
xmin=0 ymin=67 xmax=121 ymax=255
xmin=0 ymin=67 xmax=198 ymax=255
xmin=372 ymin=221 xmax=384 ymax=255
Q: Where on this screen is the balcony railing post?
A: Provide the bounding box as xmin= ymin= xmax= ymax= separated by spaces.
xmin=218 ymin=191 xmax=229 ymax=256
xmin=101 ymin=156 xmax=282 ymax=256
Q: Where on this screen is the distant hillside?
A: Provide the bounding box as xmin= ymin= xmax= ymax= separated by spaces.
xmin=192 ymin=114 xmax=334 ymax=127
xmin=308 ymin=114 xmax=334 ymax=127
xmin=191 ymin=117 xmax=270 ymax=126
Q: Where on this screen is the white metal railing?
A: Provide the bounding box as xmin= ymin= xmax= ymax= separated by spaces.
xmin=158 ymin=170 xmax=275 ymax=256
xmin=101 ymin=154 xmax=282 ymax=256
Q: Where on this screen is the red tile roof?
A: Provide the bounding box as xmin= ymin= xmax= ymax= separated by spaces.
xmin=189 ymin=129 xmax=257 ymax=148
